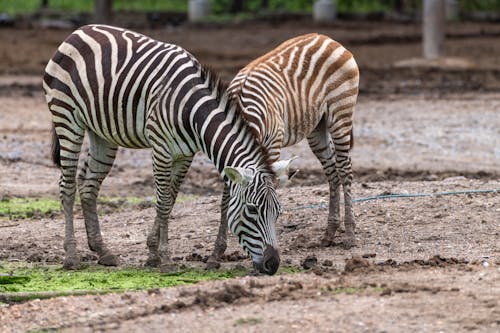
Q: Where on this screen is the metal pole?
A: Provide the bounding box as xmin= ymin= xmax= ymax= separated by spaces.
xmin=313 ymin=0 xmax=336 ymax=23
xmin=188 ymin=0 xmax=211 ymax=22
xmin=423 ymin=0 xmax=446 ymax=58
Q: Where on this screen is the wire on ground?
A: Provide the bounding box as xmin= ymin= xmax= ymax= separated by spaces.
xmin=287 ymin=188 xmax=499 ymax=211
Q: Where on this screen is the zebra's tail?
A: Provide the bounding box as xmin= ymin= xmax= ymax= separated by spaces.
xmin=51 ymin=125 xmax=61 ymax=167
xmin=350 ymin=128 xmax=354 ymax=150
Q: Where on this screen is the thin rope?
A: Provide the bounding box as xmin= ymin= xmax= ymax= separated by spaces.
xmin=286 ymin=188 xmax=499 ymax=211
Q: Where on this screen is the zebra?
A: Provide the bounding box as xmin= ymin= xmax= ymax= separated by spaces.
xmin=43 ymin=24 xmax=291 ymax=275
xmin=207 ymin=33 xmax=359 ymax=266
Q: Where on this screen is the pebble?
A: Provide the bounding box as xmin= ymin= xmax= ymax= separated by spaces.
xmin=322 ymin=259 xmax=333 ymax=267
xmin=302 ymin=255 xmax=318 ymax=270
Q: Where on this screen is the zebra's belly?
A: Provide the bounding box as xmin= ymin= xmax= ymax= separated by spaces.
xmin=87 ymin=123 xmax=152 ymax=149
xmin=282 ymin=112 xmax=323 ymax=147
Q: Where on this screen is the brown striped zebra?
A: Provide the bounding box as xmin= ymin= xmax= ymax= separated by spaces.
xmin=207 ymin=33 xmax=359 ymax=267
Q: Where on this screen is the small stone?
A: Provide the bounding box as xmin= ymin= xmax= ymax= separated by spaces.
xmin=302 ymin=255 xmax=318 ymax=270
xmin=344 ymin=255 xmax=371 ymax=272
xmin=322 ymin=259 xmax=333 ymax=267
xmin=147 ymin=288 xmax=161 ymax=295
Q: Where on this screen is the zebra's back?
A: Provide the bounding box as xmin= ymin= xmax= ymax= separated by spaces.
xmin=43 ymin=24 xmax=198 ymax=150
xmin=229 ymin=33 xmax=359 ymax=151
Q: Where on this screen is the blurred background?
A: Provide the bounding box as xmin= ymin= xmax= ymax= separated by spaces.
xmin=0 ymin=0 xmax=499 ymax=197
xmin=1 ymin=0 xmax=500 ymax=90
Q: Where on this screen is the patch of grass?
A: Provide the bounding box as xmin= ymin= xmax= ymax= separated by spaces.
xmin=0 ymin=195 xmax=196 ymax=220
xmin=0 ymin=261 xmax=246 ymax=296
xmin=0 ymin=198 xmax=61 ymax=220
xmin=234 ymin=316 xmax=263 ymax=326
xmin=278 ymin=265 xmax=302 ymax=274
xmin=333 ymin=286 xmax=365 ymax=295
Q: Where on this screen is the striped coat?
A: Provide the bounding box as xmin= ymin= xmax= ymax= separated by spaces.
xmin=44 ymin=25 xmax=284 ymax=274
xmin=209 ymin=34 xmax=359 ymax=263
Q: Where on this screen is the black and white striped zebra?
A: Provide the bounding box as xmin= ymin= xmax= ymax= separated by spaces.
xmin=43 ymin=24 xmax=289 ymax=274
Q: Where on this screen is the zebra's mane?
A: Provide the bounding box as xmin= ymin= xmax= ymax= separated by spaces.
xmin=199 ymin=65 xmax=276 ymax=179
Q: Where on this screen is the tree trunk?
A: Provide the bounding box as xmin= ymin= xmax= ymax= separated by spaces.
xmin=94 ymin=0 xmax=112 ymax=24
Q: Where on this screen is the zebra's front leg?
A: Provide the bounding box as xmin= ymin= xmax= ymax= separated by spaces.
xmin=145 ymin=214 xmax=161 ymax=267
xmin=79 ymin=193 xmax=119 ymax=266
xmin=62 ymin=193 xmax=80 ymax=269
xmin=206 ymin=185 xmax=230 ymax=269
xmin=147 ymin=151 xmax=193 ymax=272
xmin=78 ymin=132 xmax=119 ymax=266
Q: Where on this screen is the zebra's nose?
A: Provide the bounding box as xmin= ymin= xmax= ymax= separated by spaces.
xmin=261 ymin=245 xmax=280 ymax=275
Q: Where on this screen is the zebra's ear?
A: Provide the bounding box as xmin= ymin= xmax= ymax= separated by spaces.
xmin=224 ymin=166 xmax=255 ymax=186
xmin=272 ymin=157 xmax=298 ymax=186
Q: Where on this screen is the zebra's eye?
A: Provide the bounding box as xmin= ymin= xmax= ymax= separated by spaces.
xmin=247 ymin=204 xmax=258 ymax=215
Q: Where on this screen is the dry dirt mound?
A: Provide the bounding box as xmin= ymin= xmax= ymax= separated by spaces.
xmin=1 ymin=263 xmax=498 ymax=332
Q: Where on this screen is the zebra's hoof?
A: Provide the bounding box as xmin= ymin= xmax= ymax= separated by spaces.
xmin=320 ymin=237 xmax=334 ymax=247
xmin=159 ymin=263 xmax=178 ymax=274
xmin=342 ymin=238 xmax=356 ymax=249
xmin=98 ymin=253 xmax=119 ymax=266
xmin=145 ymin=257 xmax=160 ymax=267
xmin=63 ymin=256 xmax=81 ymax=270
xmin=205 ymin=260 xmax=221 ymax=270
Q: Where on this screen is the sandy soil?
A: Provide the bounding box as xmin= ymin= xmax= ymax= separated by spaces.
xmin=0 ymin=20 xmax=499 ymax=333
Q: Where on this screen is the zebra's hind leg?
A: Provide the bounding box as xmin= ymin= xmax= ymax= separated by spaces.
xmin=307 ymin=118 xmax=342 ymax=247
xmin=331 ymin=129 xmax=355 ymax=249
xmin=78 ymin=131 xmax=119 ymax=266
xmin=146 ymin=149 xmax=193 ymax=272
xmin=206 ymin=184 xmax=230 ymax=270
xmin=54 ymin=125 xmax=85 ymax=269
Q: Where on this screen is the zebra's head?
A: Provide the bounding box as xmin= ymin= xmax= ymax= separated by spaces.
xmin=224 ymin=166 xmax=282 ymax=275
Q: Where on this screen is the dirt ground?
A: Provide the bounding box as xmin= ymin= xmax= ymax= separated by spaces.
xmin=0 ymin=20 xmax=499 ymax=332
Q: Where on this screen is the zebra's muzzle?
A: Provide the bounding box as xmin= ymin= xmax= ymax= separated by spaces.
xmin=255 ymin=245 xmax=280 ymax=275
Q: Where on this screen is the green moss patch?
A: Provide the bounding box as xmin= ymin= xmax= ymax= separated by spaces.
xmin=234 ymin=317 xmax=263 ymax=326
xmin=0 ymin=195 xmax=196 ymax=220
xmin=0 ymin=262 xmax=246 ymax=302
xmin=0 ymin=198 xmax=61 ymax=220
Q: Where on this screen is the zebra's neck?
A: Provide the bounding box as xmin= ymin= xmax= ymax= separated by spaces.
xmin=193 ymin=80 xmax=272 ymax=179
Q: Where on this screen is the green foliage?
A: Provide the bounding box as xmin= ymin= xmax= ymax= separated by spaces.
xmin=458 ymin=0 xmax=500 ymax=11
xmin=0 ymin=0 xmax=35 ymax=14
xmin=336 ymin=0 xmax=392 ymax=13
xmin=210 ymin=0 xmax=311 ymax=14
xmin=0 ymin=262 xmax=247 ymax=294
xmin=113 ymin=0 xmax=187 ymax=12
xmin=0 ymin=0 xmax=187 ymax=15
xmin=0 ymin=198 xmax=61 ymax=219
xmin=234 ymin=316 xmax=263 ymax=326
xmin=2 ymin=0 xmax=500 ymax=16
